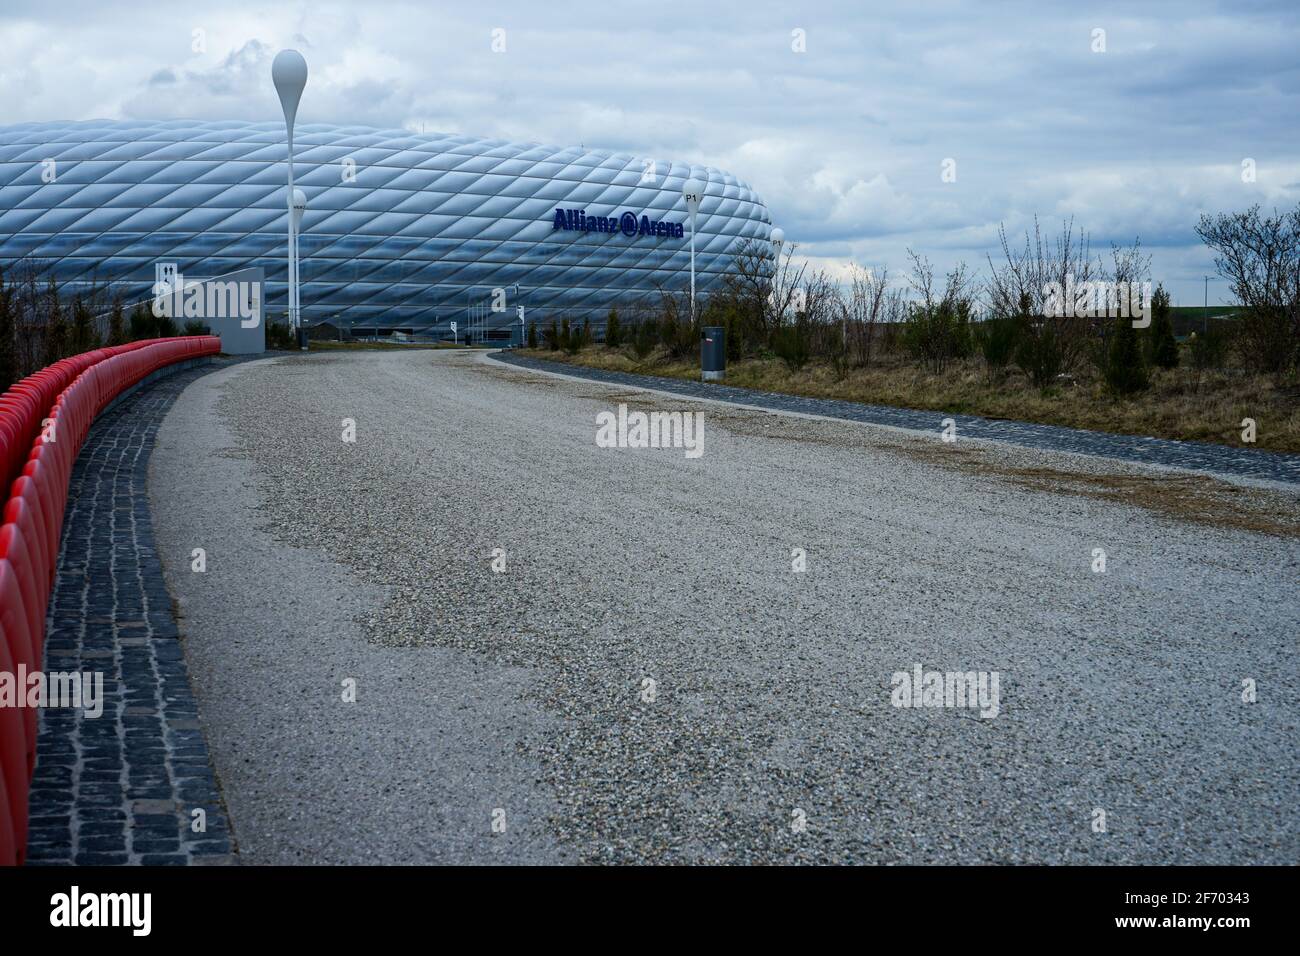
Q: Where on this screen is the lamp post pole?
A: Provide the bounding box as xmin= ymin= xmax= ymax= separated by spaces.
xmin=682 ymin=177 xmax=704 ymax=324
xmin=1204 ymin=275 xmax=1209 ymax=334
xmin=512 ymin=283 xmax=524 ymax=347
xmin=273 ymin=49 xmax=308 ymax=347
xmin=290 ymin=188 xmax=306 ymax=348
xmin=465 ymin=287 xmax=474 ymax=346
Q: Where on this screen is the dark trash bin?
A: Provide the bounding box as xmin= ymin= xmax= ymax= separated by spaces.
xmin=701 ymin=326 xmax=725 ymax=382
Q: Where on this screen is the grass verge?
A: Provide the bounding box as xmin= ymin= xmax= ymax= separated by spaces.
xmin=518 ymin=347 xmax=1300 ymax=454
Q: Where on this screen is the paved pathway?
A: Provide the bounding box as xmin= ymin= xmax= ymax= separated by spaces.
xmin=24 ymin=363 xmax=235 ymax=866
xmin=493 ymin=352 xmax=1300 ymax=485
xmin=147 ymin=350 xmax=1299 ymax=864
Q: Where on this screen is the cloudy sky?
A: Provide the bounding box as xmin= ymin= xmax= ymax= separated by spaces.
xmin=2 ymin=0 xmax=1297 ymax=304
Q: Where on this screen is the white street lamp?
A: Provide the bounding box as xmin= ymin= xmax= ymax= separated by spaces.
xmin=273 ymin=49 xmax=308 ymax=344
xmin=682 ymin=177 xmax=705 ymax=323
xmin=290 ymin=187 xmax=307 ymax=348
xmin=510 ymin=283 xmax=524 ymax=347
xmin=465 ymin=287 xmax=475 ymax=346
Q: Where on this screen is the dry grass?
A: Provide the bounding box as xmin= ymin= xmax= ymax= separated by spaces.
xmin=936 ymin=456 xmax=1300 ymax=538
xmin=685 ymin=398 xmax=1300 ymax=537
xmin=521 ymin=347 xmax=1300 ymax=453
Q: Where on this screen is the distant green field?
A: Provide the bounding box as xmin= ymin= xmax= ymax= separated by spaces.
xmin=304 ymin=340 xmax=473 ymax=352
xmin=1171 ymin=305 xmax=1243 ymax=320
xmin=1170 ymin=305 xmax=1242 ymax=337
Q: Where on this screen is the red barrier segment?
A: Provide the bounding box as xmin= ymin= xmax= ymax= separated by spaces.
xmin=0 ymin=339 xmax=192 ymax=495
xmin=4 ymin=492 xmax=50 ymax=602
xmin=0 ymin=558 xmax=33 ymax=859
xmin=20 ymin=457 xmax=61 ymax=577
xmin=0 ymin=754 xmax=16 ymax=866
xmin=0 ymin=552 xmax=37 ymax=767
xmin=0 ymin=526 xmax=41 ymax=673
xmin=0 ymin=336 xmax=221 ymax=866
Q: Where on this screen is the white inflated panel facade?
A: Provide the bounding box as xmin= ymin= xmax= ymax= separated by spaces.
xmin=0 ymin=120 xmax=772 ymax=336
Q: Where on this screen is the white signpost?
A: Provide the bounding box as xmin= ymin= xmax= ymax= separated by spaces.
xmin=150 ymin=262 xmax=266 ymax=353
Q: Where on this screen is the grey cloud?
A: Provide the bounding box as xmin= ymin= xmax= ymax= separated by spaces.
xmin=0 ymin=0 xmax=1297 ymax=302
xmin=122 ymin=38 xmax=274 ymax=120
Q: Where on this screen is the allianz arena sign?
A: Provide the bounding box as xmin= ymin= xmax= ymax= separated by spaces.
xmin=552 ymin=208 xmax=685 ymax=239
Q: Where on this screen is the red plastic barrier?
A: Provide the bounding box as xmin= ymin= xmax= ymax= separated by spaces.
xmin=5 ymin=490 xmax=51 ymax=599
xmin=0 ymin=560 xmax=32 ymax=865
xmin=0 ymin=336 xmax=220 ymax=864
xmin=0 ymin=527 xmax=41 ymax=673
xmin=0 ymin=339 xmax=186 ymax=496
xmin=0 ymin=754 xmax=15 ymax=867
xmin=0 ymin=553 xmax=36 ymax=771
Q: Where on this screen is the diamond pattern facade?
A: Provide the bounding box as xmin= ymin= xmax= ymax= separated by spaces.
xmin=0 ymin=120 xmax=771 ymax=335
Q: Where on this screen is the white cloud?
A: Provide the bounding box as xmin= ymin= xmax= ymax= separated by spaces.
xmin=1 ymin=0 xmax=1297 ymax=302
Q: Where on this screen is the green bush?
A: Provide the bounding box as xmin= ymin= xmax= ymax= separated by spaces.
xmin=725 ymin=313 xmax=744 ymax=363
xmin=1015 ymin=318 xmax=1067 ymax=389
xmin=1188 ymin=324 xmax=1228 ymax=373
xmin=656 ymin=317 xmax=695 ymax=360
xmin=976 ymin=316 xmax=1020 ymax=373
xmin=771 ymin=322 xmax=811 ymax=371
xmin=527 ymin=321 xmax=538 ymax=349
xmin=631 ymin=320 xmax=657 ymax=360
xmin=604 ymin=308 xmax=621 ymax=347
xmin=1147 ymin=285 xmax=1178 ymax=369
xmin=70 ymin=295 xmax=99 ymax=354
xmin=0 ymin=273 xmax=16 ymax=390
xmin=266 ymin=322 xmax=295 ymax=350
xmin=545 ymin=318 xmax=559 ymax=351
xmin=658 ymin=310 xmax=678 ymax=352
xmin=812 ymin=322 xmax=849 ymax=379
xmin=1105 ymin=317 xmax=1149 ymax=394
xmin=952 ymin=307 xmax=974 ymax=360
xmin=128 ymin=304 xmax=155 ymax=340
xmin=42 ymin=278 xmax=67 ymax=365
xmin=107 ymin=298 xmax=128 ymax=346
xmin=903 ymin=298 xmax=972 ymax=373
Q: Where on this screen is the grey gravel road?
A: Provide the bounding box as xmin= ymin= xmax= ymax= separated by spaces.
xmin=150 ymin=349 xmax=1300 ymax=864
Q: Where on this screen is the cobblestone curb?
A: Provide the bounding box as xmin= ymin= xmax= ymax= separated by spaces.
xmin=491 ymin=352 xmax=1300 ymax=485
xmin=25 ymin=360 xmax=237 ymax=866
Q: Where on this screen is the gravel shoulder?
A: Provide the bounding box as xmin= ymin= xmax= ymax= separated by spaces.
xmin=149 ymin=357 xmax=566 ymax=864
xmin=151 ymin=348 xmax=1299 ymax=864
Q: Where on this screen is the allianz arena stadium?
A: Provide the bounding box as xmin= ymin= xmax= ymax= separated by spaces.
xmin=0 ymin=120 xmax=772 ymax=339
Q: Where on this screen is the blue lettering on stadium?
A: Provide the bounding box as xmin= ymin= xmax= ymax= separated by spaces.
xmin=553 ymin=208 xmax=685 ymax=240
